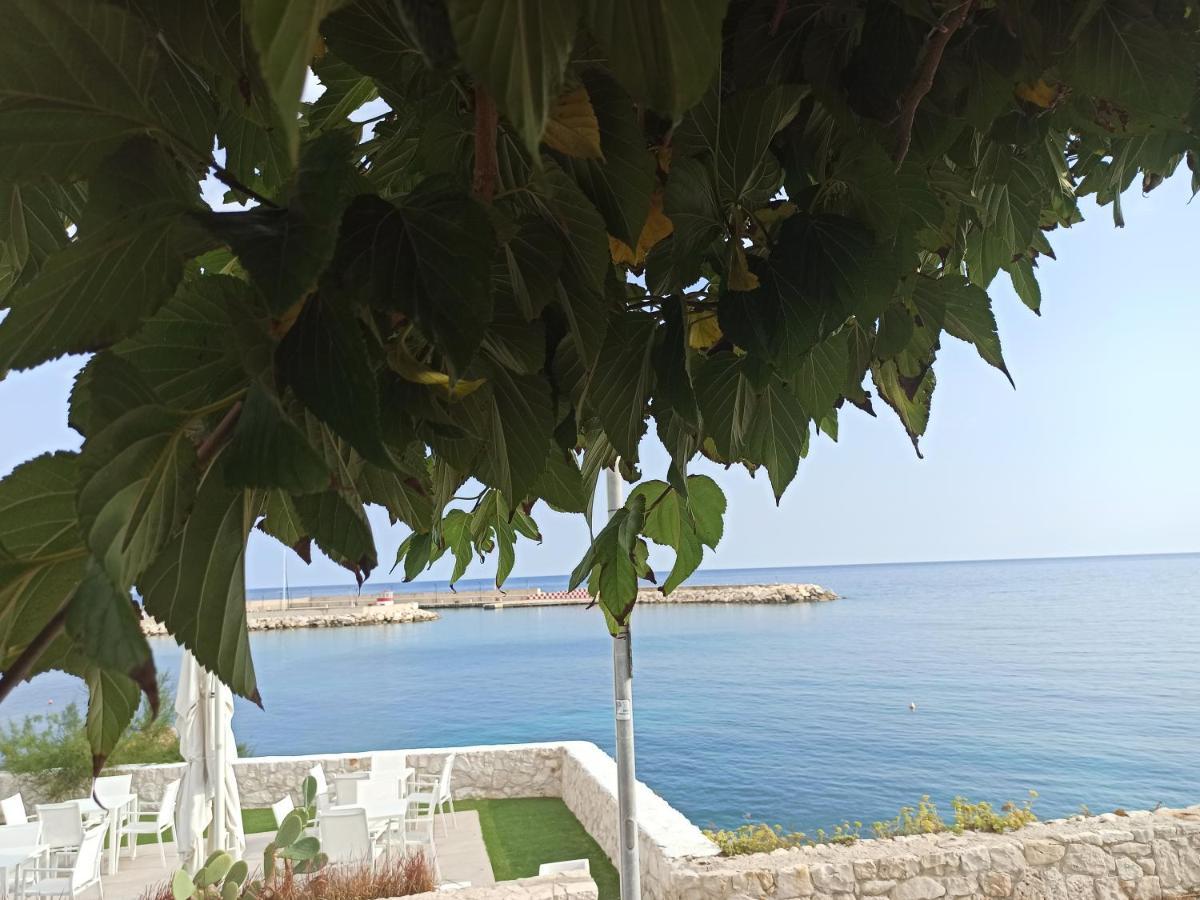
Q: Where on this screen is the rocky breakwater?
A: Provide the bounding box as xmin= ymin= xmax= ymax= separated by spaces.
xmin=642 ymin=583 xmax=839 ymax=604
xmin=140 ymin=602 xmax=438 ymax=636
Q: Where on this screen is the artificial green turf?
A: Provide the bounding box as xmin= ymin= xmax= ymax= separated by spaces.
xmin=456 ymin=798 xmax=619 ymax=900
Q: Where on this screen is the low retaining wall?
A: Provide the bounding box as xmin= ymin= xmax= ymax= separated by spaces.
xmin=6 ymin=742 xmax=1199 ymax=900
xmin=405 ymin=871 xmax=597 ymax=899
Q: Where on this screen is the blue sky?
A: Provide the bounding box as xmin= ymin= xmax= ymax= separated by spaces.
xmin=2 ymin=175 xmax=1196 ymax=590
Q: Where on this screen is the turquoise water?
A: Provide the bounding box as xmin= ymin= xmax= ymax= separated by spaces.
xmin=8 ymin=553 xmax=1200 ymax=833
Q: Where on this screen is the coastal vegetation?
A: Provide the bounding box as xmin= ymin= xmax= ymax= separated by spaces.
xmin=705 ymin=791 xmax=1040 ymax=855
xmin=2 ymin=0 xmax=1199 ymax=771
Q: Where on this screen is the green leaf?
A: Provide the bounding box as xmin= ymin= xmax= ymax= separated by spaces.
xmin=570 ymin=491 xmax=647 ymax=629
xmin=0 ymin=141 xmax=208 ymax=373
xmin=84 ymin=669 xmax=141 ymax=772
xmin=245 ymin=0 xmax=343 ymax=161
xmin=77 ymin=406 xmax=198 ymax=590
xmin=65 ymin=559 xmax=155 ymax=695
xmin=172 ymin=869 xmax=194 ymax=900
xmin=653 ymin=157 xmax=725 ymax=293
xmin=355 ymin=458 xmax=433 ymax=532
xmin=0 ymin=182 xmax=74 ymax=282
xmin=791 ymin=330 xmax=850 ymax=422
xmin=139 ymin=457 xmax=259 ymax=703
xmin=629 ymin=474 xmax=725 ymax=593
xmin=469 ymin=490 xmax=534 ymax=588
xmin=200 ymin=131 xmax=359 ymax=315
xmin=912 ymin=277 xmax=1012 ymax=386
xmin=308 ymin=54 xmax=379 ymax=133
xmin=1005 ymin=257 xmax=1042 ymax=314
xmin=469 ymin=367 xmax=554 ymax=505
xmin=694 ymin=353 xmax=755 ymax=461
xmin=276 ymin=293 xmax=388 ymax=467
xmin=493 ymin=219 xmax=563 ymax=321
xmin=438 ymin=509 xmax=474 ymax=586
xmin=0 ymin=0 xmax=216 ymax=179
xmin=872 ymin=360 xmax=935 ymax=458
xmin=337 ymin=181 xmax=496 ymax=375
xmin=113 ymin=275 xmax=269 ymax=411
xmin=256 ymin=491 xmax=310 ymax=559
xmin=743 ymin=376 xmax=809 ymax=502
xmin=589 ymin=313 xmax=657 ymax=463
xmin=676 ymin=84 xmax=804 ymax=208
xmin=533 ymin=449 xmax=590 ymax=515
xmin=396 ymin=531 xmax=433 ymax=582
xmin=446 ymin=0 xmax=581 ymax=157
xmin=720 ymin=213 xmax=887 ymax=369
xmin=292 ymin=488 xmax=377 ymax=585
xmin=561 ymin=70 xmax=655 ymax=247
xmin=0 ymin=454 xmax=87 ymax=664
xmin=225 ymin=385 xmax=332 ymax=494
xmin=584 ymin=0 xmax=728 ymax=120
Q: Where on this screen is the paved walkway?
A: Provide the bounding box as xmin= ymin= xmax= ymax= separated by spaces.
xmin=101 ymin=811 xmax=494 ymax=899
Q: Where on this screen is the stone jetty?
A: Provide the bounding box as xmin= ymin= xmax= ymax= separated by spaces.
xmin=645 ymin=583 xmax=838 ymax=604
xmin=139 ymin=601 xmax=438 ymax=636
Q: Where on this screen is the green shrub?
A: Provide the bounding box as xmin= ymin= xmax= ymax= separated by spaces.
xmin=0 ymin=674 xmax=183 ymax=801
xmin=710 ymin=792 xmax=1040 ymax=856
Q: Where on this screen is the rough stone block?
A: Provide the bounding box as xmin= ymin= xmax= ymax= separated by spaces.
xmin=774 ymin=864 xmax=814 ymax=897
xmin=889 ymin=875 xmax=947 ymax=900
xmin=1065 ymin=874 xmax=1097 ymax=900
xmin=990 ymin=844 xmax=1029 ymax=874
xmin=1013 ymin=868 xmax=1068 ymax=900
xmin=960 ymin=846 xmax=992 ymax=873
xmin=1126 ymin=876 xmax=1162 ymax=900
xmin=1063 ymin=843 xmax=1114 ymax=877
xmin=920 ymin=851 xmax=960 ymax=875
xmin=1117 ymin=857 xmax=1145 ymax=880
xmin=861 ymin=881 xmax=898 ymax=896
xmin=853 ymin=860 xmax=879 ymax=880
xmin=878 ymin=856 xmax=922 ymax=881
xmin=810 ymin=862 xmax=855 ymax=894
xmin=1094 ymin=876 xmax=1123 ymax=900
xmin=1099 ymin=831 xmax=1135 ymax=845
xmin=1111 ymin=843 xmax=1152 ymax=857
xmin=1024 ymin=839 xmax=1068 ymax=865
xmin=943 ymin=874 xmax=978 ymax=896
xmin=981 ymin=872 xmax=1013 ymax=898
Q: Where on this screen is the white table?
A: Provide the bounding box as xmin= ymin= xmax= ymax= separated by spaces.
xmin=325 ymin=798 xmax=411 ymax=850
xmin=73 ymin=793 xmax=136 ymax=876
xmin=0 ymin=844 xmax=47 ymax=900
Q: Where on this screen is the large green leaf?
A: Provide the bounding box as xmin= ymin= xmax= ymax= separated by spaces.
xmin=0 ymin=454 xmax=87 ymax=664
xmin=139 ymin=458 xmax=259 ymax=702
xmin=84 ymin=669 xmax=141 ymax=770
xmin=584 ymin=0 xmax=728 ymax=120
xmin=200 ymin=131 xmax=358 ymax=315
xmin=911 ymin=276 xmax=1012 ymax=386
xmin=743 ymin=376 xmax=809 ymax=501
xmin=355 ymin=457 xmax=433 ymax=532
xmin=532 ymin=448 xmax=590 ymax=515
xmin=0 ymin=0 xmax=216 ymax=178
xmin=292 ymin=489 xmax=377 ymax=585
xmin=629 ymin=475 xmax=725 ymax=593
xmin=77 ymin=406 xmax=198 ymax=590
xmin=308 ymin=54 xmax=379 ymax=133
xmin=65 ymin=559 xmax=154 ymax=695
xmin=561 ymin=71 xmax=655 ymax=247
xmin=468 ymin=366 xmax=554 ymax=505
xmin=652 ymin=157 xmax=725 ymax=293
xmin=0 ymin=141 xmax=209 ymax=373
xmin=446 ymin=0 xmax=580 ymax=157
xmin=276 ymin=293 xmax=388 ymax=467
xmin=589 ymin=313 xmax=657 ymax=463
xmin=337 ymin=181 xmax=496 ymax=375
xmin=245 ymin=0 xmax=344 ymax=160
xmin=872 ymin=360 xmax=936 ymax=457
xmin=224 ymin=384 xmax=332 ymax=494
xmin=694 ymin=353 xmax=756 ymax=461
xmin=113 ymin=275 xmax=268 ymax=411
xmin=791 ymin=330 xmax=850 ymax=422
xmin=568 ymin=491 xmax=648 ymax=629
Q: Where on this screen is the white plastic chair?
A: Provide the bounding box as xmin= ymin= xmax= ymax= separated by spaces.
xmin=24 ymin=825 xmax=104 ymax=900
xmin=409 ymin=753 xmax=456 ymax=835
xmin=308 ymin=765 xmax=331 ymax=812
xmin=270 ymin=795 xmax=295 ymax=828
xmin=122 ymin=779 xmax=178 ymax=865
xmin=93 ymin=774 xmax=134 ymax=857
xmin=0 ymin=823 xmax=43 ymax=897
xmin=331 ymin=774 xmax=363 ymax=806
xmin=539 ymin=858 xmax=590 ymax=876
xmin=318 ymin=807 xmax=383 ymax=870
xmin=371 ymin=751 xmax=411 ymax=798
xmin=397 ymin=800 xmax=439 ymax=882
xmin=1 ymin=794 xmax=29 ymax=826
xmin=34 ymin=803 xmax=84 ymax=865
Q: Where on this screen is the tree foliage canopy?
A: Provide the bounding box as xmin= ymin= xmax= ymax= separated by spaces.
xmin=1 ymin=0 xmax=1197 ymax=767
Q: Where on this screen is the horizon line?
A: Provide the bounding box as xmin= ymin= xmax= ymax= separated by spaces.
xmin=249 ymin=548 xmax=1200 ymax=593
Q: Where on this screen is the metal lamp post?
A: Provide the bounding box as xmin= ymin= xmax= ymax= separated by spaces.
xmin=606 ymin=465 xmax=640 ymax=900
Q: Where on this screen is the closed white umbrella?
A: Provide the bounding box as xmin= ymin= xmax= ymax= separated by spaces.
xmin=175 ymin=652 xmax=245 ymax=872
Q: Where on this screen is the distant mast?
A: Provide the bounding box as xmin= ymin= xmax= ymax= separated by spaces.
xmin=282 ymin=549 xmax=289 ymax=612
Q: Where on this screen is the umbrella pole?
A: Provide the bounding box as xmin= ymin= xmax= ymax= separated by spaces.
xmin=211 ymin=673 xmax=226 ymax=855
xmin=606 ymin=466 xmax=640 ymax=900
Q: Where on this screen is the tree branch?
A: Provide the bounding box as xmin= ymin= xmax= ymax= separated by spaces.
xmin=210 ymin=162 xmax=281 ymax=209
xmin=0 ymin=609 xmax=67 ymax=705
xmin=892 ymin=0 xmax=974 ymax=167
xmin=472 ymin=85 xmax=500 ymax=204
xmin=196 ymin=400 xmax=243 ymax=466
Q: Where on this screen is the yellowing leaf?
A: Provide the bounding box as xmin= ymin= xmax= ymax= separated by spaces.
xmin=688 ymin=311 xmax=723 ymax=350
xmin=1015 ymin=79 xmax=1059 ymax=109
xmin=542 ymin=86 xmax=603 ymax=160
xmin=727 ymin=243 xmax=759 ymax=291
xmin=388 ymin=345 xmax=485 ymax=399
xmin=609 ymin=189 xmax=674 ymax=267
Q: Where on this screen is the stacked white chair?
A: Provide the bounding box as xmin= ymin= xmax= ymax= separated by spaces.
xmin=408 ymin=753 xmax=457 ymax=836
xmin=0 ymin=794 xmax=30 ymax=826
xmin=34 ymin=803 xmax=84 ymax=867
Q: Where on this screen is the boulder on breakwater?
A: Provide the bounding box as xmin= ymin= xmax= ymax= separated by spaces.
xmin=641 ymin=583 xmax=838 ymax=604
xmin=139 ymin=602 xmax=438 ymax=636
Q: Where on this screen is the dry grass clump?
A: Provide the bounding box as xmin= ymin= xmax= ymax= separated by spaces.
xmin=136 ymin=853 xmax=435 ymax=900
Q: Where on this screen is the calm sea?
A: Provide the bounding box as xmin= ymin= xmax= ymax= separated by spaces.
xmin=6 ymin=554 xmax=1200 ymax=833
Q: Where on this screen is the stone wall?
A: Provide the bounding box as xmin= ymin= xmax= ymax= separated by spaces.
xmin=665 ymin=806 xmax=1200 ymax=900
xmin=140 ymin=602 xmax=438 ymax=636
